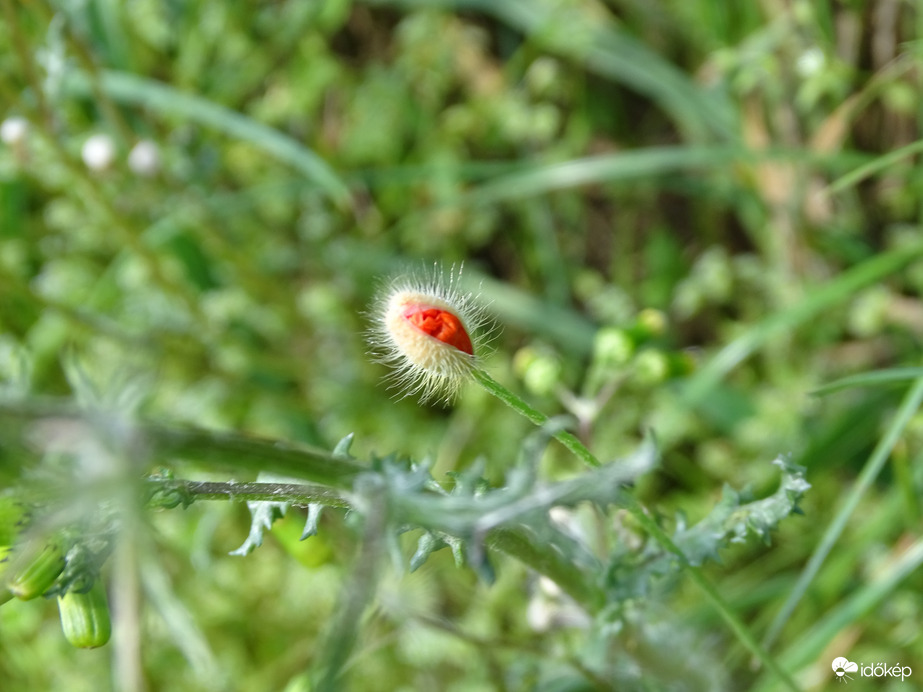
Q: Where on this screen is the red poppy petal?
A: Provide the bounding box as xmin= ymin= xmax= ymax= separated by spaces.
xmin=404 ymin=306 xmax=474 ymax=355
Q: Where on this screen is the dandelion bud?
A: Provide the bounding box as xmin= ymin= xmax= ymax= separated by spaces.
xmin=368 ymin=266 xmax=490 ymax=404
xmin=81 ymin=134 xmax=116 ymax=171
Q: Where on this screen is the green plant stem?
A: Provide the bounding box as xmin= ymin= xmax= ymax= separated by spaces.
xmin=146 ymin=480 xmax=350 ymax=509
xmin=472 ymin=368 xmax=600 ymax=468
xmin=625 ymin=496 xmax=799 ymax=691
xmin=0 ymin=398 xmax=365 ymax=489
xmin=0 ymin=397 xmax=603 ymax=610
xmin=472 ymin=367 xmax=799 ymax=692
xmin=682 ymin=240 xmax=923 ymax=406
xmin=313 ymin=477 xmax=388 ymax=691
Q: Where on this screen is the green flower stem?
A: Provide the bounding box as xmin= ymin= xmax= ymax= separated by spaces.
xmin=145 ymin=480 xmax=350 ymax=509
xmin=148 ymin=424 xmax=364 ymax=489
xmin=472 ymin=366 xmax=799 ymax=692
xmin=471 ymin=368 xmax=600 ymax=468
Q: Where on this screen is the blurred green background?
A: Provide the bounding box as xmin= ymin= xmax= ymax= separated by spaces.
xmin=2 ymin=0 xmax=923 ymax=690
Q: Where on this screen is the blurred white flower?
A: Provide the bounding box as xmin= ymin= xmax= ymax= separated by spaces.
xmin=128 ymin=139 xmax=161 ymax=176
xmin=1 ymin=116 xmax=29 ymax=145
xmin=81 ymin=133 xmax=116 ymax=171
xmin=796 ymin=48 xmax=825 ymax=77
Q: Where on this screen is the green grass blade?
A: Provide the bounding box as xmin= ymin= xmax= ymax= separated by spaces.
xmin=825 ymin=138 xmax=923 ymax=194
xmin=459 ymin=146 xmax=864 ymax=205
xmin=811 ymin=367 xmax=923 ymax=396
xmin=761 ymin=375 xmax=923 ymax=652
xmin=625 ymin=496 xmax=801 ymax=692
xmin=753 ymin=538 xmax=923 ymax=690
xmin=488 ymin=0 xmax=736 ymax=142
xmin=465 ymin=147 xmax=742 ymax=205
xmin=682 ymin=241 xmax=923 ymax=407
xmin=62 ymin=69 xmax=352 ymax=207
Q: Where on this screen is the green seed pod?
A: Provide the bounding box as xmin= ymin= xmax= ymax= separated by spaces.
xmin=513 ymin=345 xmax=563 ymax=397
xmin=633 ymin=349 xmax=670 ymax=385
xmin=593 ymin=327 xmax=634 ymax=367
xmin=634 ymin=308 xmax=667 ymax=340
xmin=57 ymin=580 xmax=111 ymax=649
xmin=6 ymin=539 xmax=66 ymax=600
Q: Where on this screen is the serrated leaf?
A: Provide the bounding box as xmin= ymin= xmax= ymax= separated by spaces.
xmin=409 ymin=531 xmax=468 ymax=572
xmin=673 ymin=456 xmax=809 ymax=566
xmin=300 ymin=503 xmax=324 ymax=540
xmin=332 ymin=433 xmax=355 ymax=458
xmin=410 ymin=532 xmax=445 ymax=572
xmin=230 ymin=501 xmax=288 ymax=557
xmin=231 ymin=471 xmax=299 ymax=556
xmin=606 ymin=455 xmax=810 ymax=599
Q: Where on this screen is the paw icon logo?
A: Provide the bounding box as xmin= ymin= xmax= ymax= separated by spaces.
xmin=832 ymin=657 xmax=858 ymax=683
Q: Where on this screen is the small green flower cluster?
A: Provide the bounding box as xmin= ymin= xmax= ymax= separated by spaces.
xmin=513 ymin=308 xmax=694 ymax=405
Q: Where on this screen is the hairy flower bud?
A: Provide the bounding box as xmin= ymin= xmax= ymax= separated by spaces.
xmin=367 ymin=265 xmax=491 ymax=404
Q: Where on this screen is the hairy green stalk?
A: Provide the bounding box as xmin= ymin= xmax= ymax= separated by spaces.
xmin=471 ymin=368 xmax=600 ymax=468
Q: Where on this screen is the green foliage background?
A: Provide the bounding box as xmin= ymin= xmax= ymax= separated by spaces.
xmin=1 ymin=0 xmax=923 ymax=690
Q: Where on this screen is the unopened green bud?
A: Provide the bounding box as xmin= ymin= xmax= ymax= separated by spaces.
xmin=7 ymin=539 xmax=66 ymax=600
xmin=625 ymin=309 xmax=667 ymax=345
xmin=58 ymin=580 xmax=111 ymax=648
xmin=512 ymin=346 xmax=540 ymax=379
xmin=593 ymin=327 xmax=634 ymax=366
xmin=637 ymin=309 xmax=667 ymax=337
xmin=513 ymin=346 xmax=562 ymax=397
xmin=633 ymin=350 xmax=670 ymax=385
xmin=634 ymin=349 xmax=695 ymax=384
xmin=523 ymin=356 xmax=561 ymax=397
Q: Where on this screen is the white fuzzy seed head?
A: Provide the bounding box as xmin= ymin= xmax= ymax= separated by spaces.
xmin=368 ymin=266 xmax=491 ymax=405
xmin=81 ymin=133 xmax=116 ymax=171
xmin=1 ymin=116 xmax=29 ymax=145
